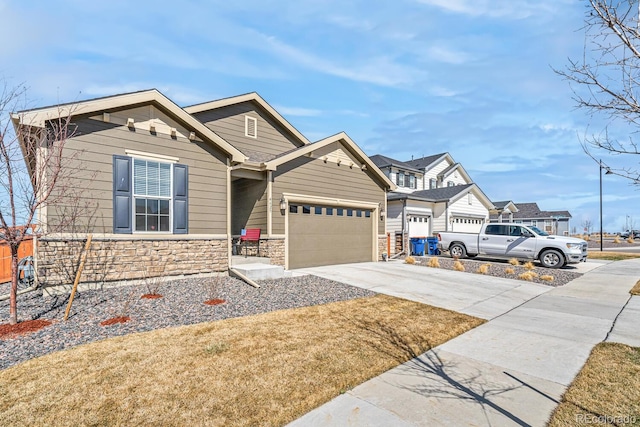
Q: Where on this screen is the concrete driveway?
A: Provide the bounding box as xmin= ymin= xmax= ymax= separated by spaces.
xmin=297 ymin=261 xmax=553 ymax=320
xmin=290 ymin=259 xmax=640 ymax=426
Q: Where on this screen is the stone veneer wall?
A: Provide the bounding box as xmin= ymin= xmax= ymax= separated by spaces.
xmin=238 ymin=238 xmax=285 ymax=267
xmin=37 ymin=236 xmax=228 ymax=287
xmin=378 ymin=235 xmax=387 ymax=260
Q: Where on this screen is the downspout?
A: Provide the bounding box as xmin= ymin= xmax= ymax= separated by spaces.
xmin=445 ymin=201 xmax=450 ymax=231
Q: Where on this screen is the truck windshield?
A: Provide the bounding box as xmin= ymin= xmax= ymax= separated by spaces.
xmin=529 ymin=226 xmax=549 ymax=236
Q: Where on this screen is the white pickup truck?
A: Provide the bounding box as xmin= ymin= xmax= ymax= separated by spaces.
xmin=437 ymin=223 xmax=588 ymax=268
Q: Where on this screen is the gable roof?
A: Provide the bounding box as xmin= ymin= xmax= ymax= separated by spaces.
xmin=388 ymin=183 xmax=495 ymax=208
xmin=491 ymin=200 xmax=519 ymax=213
xmin=405 ymin=152 xmax=449 ymax=170
xmin=11 ymin=89 xmax=247 ymax=164
xmin=490 ymin=202 xmax=571 ymax=220
xmin=370 ymin=154 xmax=422 ymax=173
xmin=265 ymin=132 xmax=396 ymax=190
xmin=184 ymin=92 xmax=310 ymax=147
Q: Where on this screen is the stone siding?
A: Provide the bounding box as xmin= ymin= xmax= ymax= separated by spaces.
xmin=37 ymin=237 xmax=228 ymax=288
xmin=378 ymin=235 xmax=388 ymax=261
xmin=234 ymin=238 xmax=285 ymax=267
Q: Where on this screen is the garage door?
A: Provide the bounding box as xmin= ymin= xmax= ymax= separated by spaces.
xmin=408 ymin=216 xmax=430 ymax=238
xmin=288 ymin=204 xmax=374 ymax=269
xmin=451 ymin=217 xmax=484 ymax=233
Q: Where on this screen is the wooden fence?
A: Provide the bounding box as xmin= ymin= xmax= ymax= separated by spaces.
xmin=0 ymin=236 xmax=34 ymax=284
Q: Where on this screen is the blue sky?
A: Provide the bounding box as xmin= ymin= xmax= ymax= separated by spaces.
xmin=1 ymin=0 xmax=639 ymax=232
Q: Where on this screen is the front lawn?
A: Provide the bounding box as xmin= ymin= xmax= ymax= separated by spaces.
xmin=548 ymin=342 xmax=640 ymax=426
xmin=0 ymin=294 xmax=483 ymax=426
xmin=587 ymin=251 xmax=640 ymax=261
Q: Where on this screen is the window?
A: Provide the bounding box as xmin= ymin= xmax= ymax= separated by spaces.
xmin=397 ymin=172 xmax=405 ymax=187
xmin=289 ymin=205 xmax=299 ymax=214
xmin=365 ymin=211 xmax=371 ymax=218
xmin=302 ymin=205 xmax=311 ymax=214
xmin=531 ymin=220 xmax=537 ymax=227
xmin=409 ymin=174 xmax=416 ymax=189
xmin=326 ymin=207 xmax=334 ymax=215
xmin=447 ymin=181 xmax=454 ymax=187
xmin=134 ymin=159 xmax=171 ymax=232
xmin=347 ymin=209 xmax=353 ymax=217
xmin=315 ymin=206 xmax=323 ymax=215
xmin=429 ymin=178 xmax=437 ymax=189
xmin=113 ymin=155 xmax=188 ymax=234
xmin=245 ymin=116 xmax=257 ymax=138
xmin=485 ymin=224 xmax=508 ymax=235
xmin=356 ymin=210 xmax=362 ymax=217
xmin=337 ymin=208 xmax=344 ymax=216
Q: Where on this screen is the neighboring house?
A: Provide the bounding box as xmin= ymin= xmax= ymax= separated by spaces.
xmin=489 ymin=202 xmax=572 ymax=236
xmin=371 ymin=153 xmax=495 ymax=254
xmin=489 ymin=201 xmax=519 ymax=223
xmin=12 ymin=90 xmax=394 ymax=287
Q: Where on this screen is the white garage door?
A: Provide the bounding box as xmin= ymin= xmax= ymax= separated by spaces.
xmin=408 ymin=216 xmax=430 ymax=237
xmin=288 ymin=203 xmax=374 ymax=269
xmin=451 ymin=217 xmax=484 ymax=233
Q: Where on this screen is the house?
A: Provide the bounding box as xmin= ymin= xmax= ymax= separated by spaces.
xmin=12 ymin=90 xmax=394 ymax=287
xmin=489 ymin=202 xmax=572 ymax=236
xmin=371 ymin=153 xmax=495 ymax=254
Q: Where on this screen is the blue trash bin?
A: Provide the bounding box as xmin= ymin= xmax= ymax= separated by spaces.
xmin=410 ymin=237 xmax=427 ymax=256
xmin=427 ymin=237 xmax=439 ymax=255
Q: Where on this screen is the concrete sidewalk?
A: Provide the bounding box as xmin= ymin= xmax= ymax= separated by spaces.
xmin=289 ymin=259 xmax=640 ymax=426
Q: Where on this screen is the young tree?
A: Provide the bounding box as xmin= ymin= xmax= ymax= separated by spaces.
xmin=582 ymin=218 xmax=593 ymax=234
xmin=1 ymin=82 xmax=76 ymax=324
xmin=556 ymin=0 xmax=640 ymax=184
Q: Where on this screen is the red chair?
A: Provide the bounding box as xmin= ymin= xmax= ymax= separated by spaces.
xmin=240 ymin=228 xmax=261 ymax=257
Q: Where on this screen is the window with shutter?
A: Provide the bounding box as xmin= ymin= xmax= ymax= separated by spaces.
xmin=429 ymin=178 xmax=437 ymax=189
xmin=113 ymin=155 xmax=188 ymax=234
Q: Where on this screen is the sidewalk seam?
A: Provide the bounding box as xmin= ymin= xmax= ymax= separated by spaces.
xmin=604 ymin=293 xmax=633 ymax=342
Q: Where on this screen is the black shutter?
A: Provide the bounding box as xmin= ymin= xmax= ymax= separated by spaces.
xmin=173 ymin=163 xmax=188 ymax=234
xmin=113 ymin=155 xmax=132 ymax=233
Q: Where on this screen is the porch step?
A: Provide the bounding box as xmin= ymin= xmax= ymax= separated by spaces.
xmin=232 ymin=263 xmax=285 ymax=281
xmin=231 ymin=255 xmax=272 ymax=266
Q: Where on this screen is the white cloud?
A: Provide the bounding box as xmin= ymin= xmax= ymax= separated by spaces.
xmin=426 ymin=46 xmax=472 ymax=65
xmin=416 ymin=0 xmax=550 ymax=19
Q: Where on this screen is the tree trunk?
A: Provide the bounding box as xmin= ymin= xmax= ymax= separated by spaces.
xmin=9 ymin=246 xmax=19 ymax=325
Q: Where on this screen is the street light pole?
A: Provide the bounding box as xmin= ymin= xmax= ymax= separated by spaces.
xmin=600 ymin=159 xmax=603 ymax=251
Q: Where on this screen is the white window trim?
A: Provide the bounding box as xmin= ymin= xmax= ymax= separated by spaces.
xmin=131 ymin=156 xmax=174 ymax=234
xmin=125 ymin=149 xmax=178 ymax=163
xmin=245 ymin=115 xmax=258 ymax=138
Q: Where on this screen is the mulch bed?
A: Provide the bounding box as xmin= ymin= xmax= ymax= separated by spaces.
xmin=203 ymin=298 xmax=226 ymax=306
xmin=0 ymin=319 xmax=53 ymax=339
xmin=0 ymin=275 xmax=374 ymax=370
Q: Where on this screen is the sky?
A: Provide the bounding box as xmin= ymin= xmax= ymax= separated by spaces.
xmin=1 ymin=0 xmax=639 ymax=233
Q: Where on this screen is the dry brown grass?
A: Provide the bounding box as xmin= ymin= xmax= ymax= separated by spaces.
xmin=0 ymin=295 xmax=483 ymax=427
xmin=583 ymin=234 xmax=591 ymax=241
xmin=614 ymin=236 xmax=621 ymax=244
xmin=548 ymin=342 xmax=640 ymax=426
xmin=453 ymin=260 xmax=465 ymax=272
xmin=540 ymin=275 xmax=554 ymax=282
xmin=427 ymin=257 xmax=440 ymax=268
xmin=628 ymin=237 xmax=635 ymax=244
xmin=476 ymin=264 xmax=491 ymax=275
xmin=405 ymin=256 xmax=416 ymax=264
xmin=505 ymin=267 xmax=515 ymax=275
xmin=523 ymin=261 xmax=535 ymax=271
xmin=587 ymin=252 xmax=640 ymax=261
xmin=631 ymin=279 xmax=640 ymax=296
xmin=518 ymin=272 xmax=535 ymax=281
xmin=508 ymin=258 xmax=520 ymax=266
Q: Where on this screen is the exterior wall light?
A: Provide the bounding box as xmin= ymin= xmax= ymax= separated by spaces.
xmin=279 ymin=196 xmax=286 ymax=214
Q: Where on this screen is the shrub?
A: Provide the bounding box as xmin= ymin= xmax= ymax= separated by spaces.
xmin=541 ymin=275 xmax=554 ymax=282
xmin=613 ymin=236 xmax=621 ymax=244
xmin=508 ymin=258 xmax=520 ymax=266
xmin=584 ymin=234 xmax=591 ymax=241
xmin=427 ymin=257 xmax=440 ymax=268
xmin=453 ymin=260 xmax=465 ymax=272
xmin=523 ymin=261 xmax=535 ymax=270
xmin=505 ymin=267 xmax=515 ymax=275
xmin=405 ymin=256 xmax=416 ymax=265
xmin=476 ymin=264 xmax=490 ymax=275
xmin=627 ymin=237 xmax=634 ymax=244
xmin=529 ymin=272 xmax=539 ymax=278
xmin=518 ymin=272 xmax=534 ymax=281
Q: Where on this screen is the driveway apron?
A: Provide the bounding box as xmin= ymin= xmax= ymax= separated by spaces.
xmin=289 ymin=259 xmax=640 ymax=427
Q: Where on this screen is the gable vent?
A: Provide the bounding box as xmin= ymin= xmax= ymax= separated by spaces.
xmin=245 ymin=116 xmax=257 ymax=138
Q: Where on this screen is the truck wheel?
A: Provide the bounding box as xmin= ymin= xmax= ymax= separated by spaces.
xmin=539 ymin=249 xmax=564 ymax=268
xmin=449 ymin=243 xmax=467 ymax=259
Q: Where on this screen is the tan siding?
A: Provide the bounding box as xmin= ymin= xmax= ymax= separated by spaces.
xmin=47 ymin=116 xmax=229 ymax=234
xmin=231 ymin=178 xmax=267 ymax=235
xmin=272 ymin=154 xmax=386 ymax=235
xmin=387 ymin=200 xmax=404 ymax=235
xmin=192 ymin=102 xmax=301 ymax=160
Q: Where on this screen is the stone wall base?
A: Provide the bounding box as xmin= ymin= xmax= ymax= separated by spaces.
xmin=37 ymin=237 xmax=228 ymax=288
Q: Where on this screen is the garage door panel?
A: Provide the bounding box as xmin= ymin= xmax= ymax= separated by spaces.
xmin=289 ymin=205 xmax=374 ymax=269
